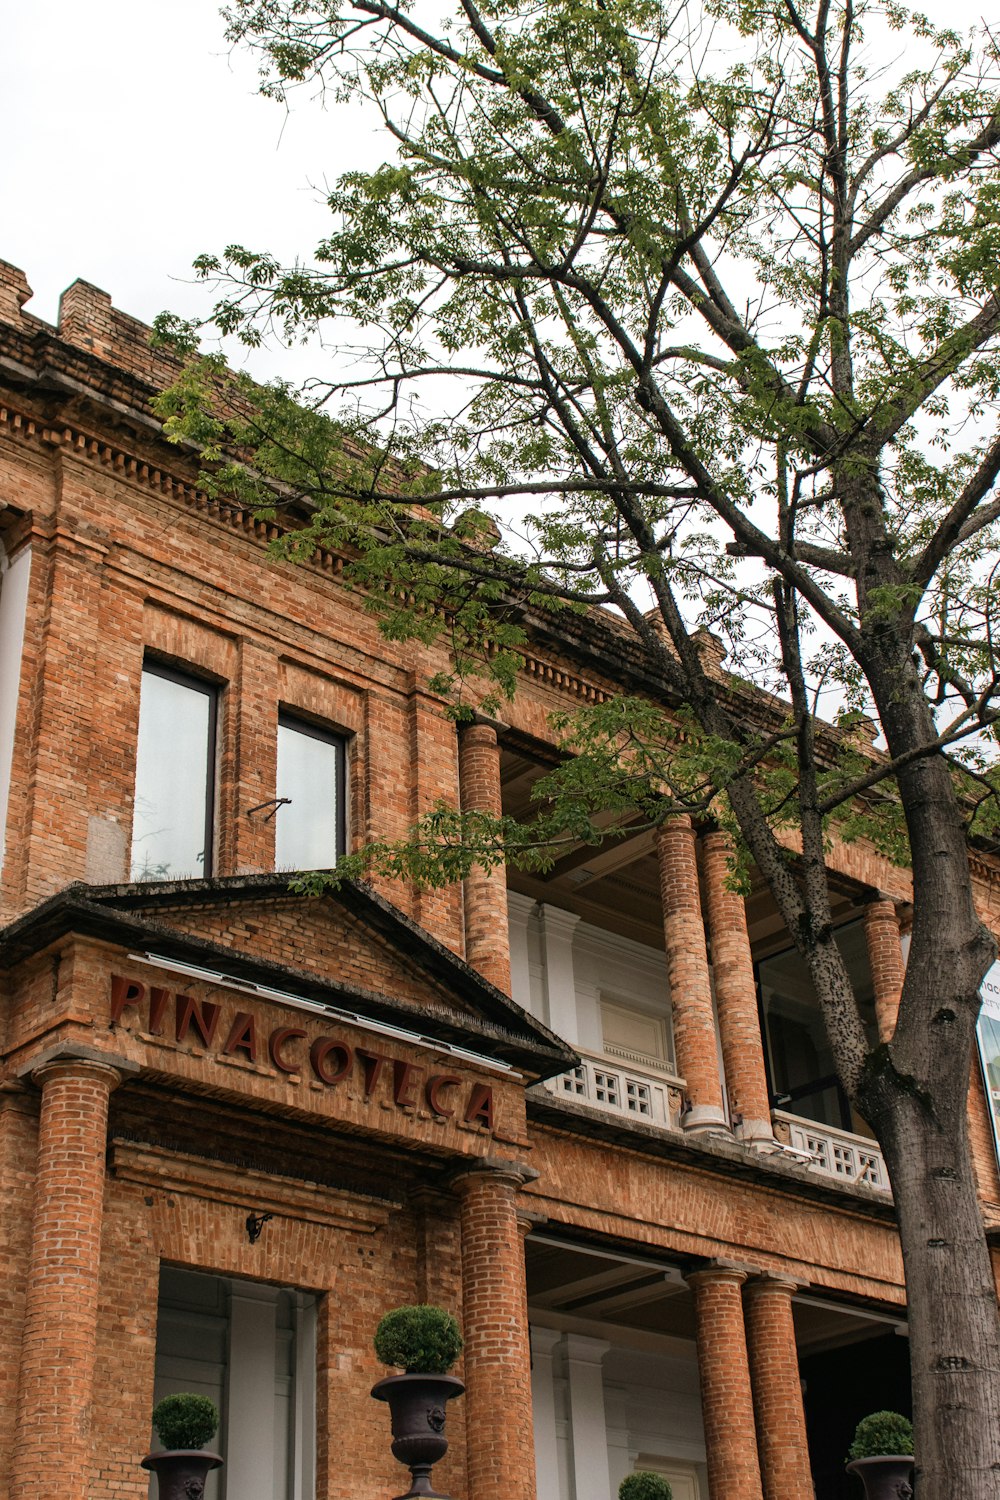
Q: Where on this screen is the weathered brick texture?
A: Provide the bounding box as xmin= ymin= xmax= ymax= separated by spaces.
xmin=656 ymin=817 xmax=726 ymax=1130
xmin=744 ymin=1276 xmax=813 ymax=1500
xmin=864 ymin=898 xmax=906 ymax=1043
xmin=686 ymin=1265 xmax=763 ymax=1500
xmin=454 ymin=1165 xmax=536 ymax=1500
xmin=458 ymin=722 xmax=511 ymax=992
xmin=701 ymin=830 xmax=773 ymax=1142
xmin=10 ymin=1057 xmax=123 ymax=1500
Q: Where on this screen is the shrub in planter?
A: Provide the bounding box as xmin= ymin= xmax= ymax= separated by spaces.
xmin=848 ymin=1412 xmax=913 ymax=1460
xmin=846 ymin=1411 xmax=914 ymax=1500
xmin=619 ymin=1472 xmax=673 ymax=1500
xmin=151 ymin=1393 xmax=219 ymax=1451
xmin=144 ymin=1394 xmax=222 ymax=1500
xmin=372 ymin=1306 xmax=465 ymax=1499
xmin=374 ymin=1304 xmax=463 ymax=1374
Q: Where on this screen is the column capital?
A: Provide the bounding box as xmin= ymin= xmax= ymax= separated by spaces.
xmin=744 ymin=1272 xmax=806 ymax=1298
xmin=459 ymin=718 xmax=502 ymax=749
xmin=685 ymin=1258 xmax=756 ymax=1291
xmin=507 ymin=890 xmax=538 ymax=925
xmin=530 ymin=1325 xmax=564 ymax=1359
xmin=16 ymin=1042 xmax=139 ymax=1091
xmin=538 ymin=902 xmax=582 ymax=939
xmin=563 ymin=1332 xmax=611 ymax=1364
xmin=448 ymin=1155 xmax=540 ymax=1194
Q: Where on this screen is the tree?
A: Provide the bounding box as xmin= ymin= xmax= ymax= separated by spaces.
xmin=158 ymin=2 xmax=1000 ymax=1492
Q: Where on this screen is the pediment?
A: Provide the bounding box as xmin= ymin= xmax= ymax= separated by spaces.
xmin=0 ymin=876 xmax=574 ymax=1079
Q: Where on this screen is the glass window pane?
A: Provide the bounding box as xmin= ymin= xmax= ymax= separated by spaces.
xmin=130 ymin=668 xmax=214 ymax=881
xmin=275 ymin=720 xmax=342 ymax=870
xmin=758 ymin=921 xmax=876 ymax=1131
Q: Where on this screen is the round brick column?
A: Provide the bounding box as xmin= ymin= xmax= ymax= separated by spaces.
xmin=656 ymin=817 xmax=726 ymax=1132
xmin=458 ymin=721 xmax=511 ymax=994
xmin=864 ymin=896 xmax=905 ymax=1042
xmin=686 ymin=1264 xmax=764 ymax=1500
xmin=701 ymin=830 xmax=772 ymax=1143
xmin=452 ymin=1161 xmax=537 ymax=1500
xmin=744 ymin=1276 xmax=813 ymax=1500
xmin=11 ymin=1055 xmax=126 ymax=1500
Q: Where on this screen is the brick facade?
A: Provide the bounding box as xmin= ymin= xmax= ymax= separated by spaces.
xmin=2 ymin=259 xmax=999 ymax=1500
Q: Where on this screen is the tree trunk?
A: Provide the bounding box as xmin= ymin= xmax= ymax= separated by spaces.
xmin=872 ymin=1090 xmax=1000 ymax=1498
xmin=857 ymin=658 xmax=1000 ymax=1498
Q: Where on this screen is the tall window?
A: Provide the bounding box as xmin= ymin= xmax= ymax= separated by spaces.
xmin=757 ymin=919 xmax=877 ymax=1133
xmin=130 ymin=662 xmax=217 ymax=882
xmin=275 ymin=715 xmax=346 ymax=871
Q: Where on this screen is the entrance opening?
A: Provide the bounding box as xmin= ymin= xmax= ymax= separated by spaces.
xmin=797 ymin=1311 xmax=911 ymax=1500
xmin=152 ymin=1266 xmax=317 ymax=1500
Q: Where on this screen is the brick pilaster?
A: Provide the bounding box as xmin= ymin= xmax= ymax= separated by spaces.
xmin=864 ymin=896 xmax=905 ymax=1042
xmin=701 ymin=830 xmax=772 ymax=1143
xmin=452 ymin=1160 xmax=538 ymax=1500
xmin=686 ymin=1264 xmax=763 ymax=1500
xmin=458 ymin=721 xmax=511 ymax=993
xmin=11 ymin=1053 xmax=130 ymax=1500
xmin=744 ymin=1275 xmax=813 ymax=1500
xmin=656 ymin=817 xmax=727 ymax=1131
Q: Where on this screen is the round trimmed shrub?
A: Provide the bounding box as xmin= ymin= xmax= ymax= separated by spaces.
xmin=151 ymin=1392 xmax=219 ymax=1451
xmin=373 ymin=1304 xmax=463 ymax=1373
xmin=619 ymin=1473 xmax=673 ymax=1500
xmin=848 ymin=1411 xmax=913 ymax=1460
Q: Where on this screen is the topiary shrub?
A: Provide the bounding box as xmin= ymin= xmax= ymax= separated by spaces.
xmin=848 ymin=1411 xmax=914 ymax=1460
xmin=619 ymin=1472 xmax=673 ymax=1500
xmin=373 ymin=1304 xmax=463 ymax=1374
xmin=151 ymin=1393 xmax=220 ymax=1451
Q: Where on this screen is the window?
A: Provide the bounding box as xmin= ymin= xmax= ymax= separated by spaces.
xmin=757 ymin=919 xmax=877 ymax=1133
xmin=275 ymin=715 xmax=346 ymax=871
xmin=130 ymin=662 xmax=217 ymax=882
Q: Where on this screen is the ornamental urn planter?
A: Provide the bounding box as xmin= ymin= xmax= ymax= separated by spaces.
xmin=371 ymin=1372 xmax=465 ymax=1499
xmin=141 ymin=1449 xmax=223 ymax=1500
xmin=846 ymin=1455 xmax=915 ymax=1500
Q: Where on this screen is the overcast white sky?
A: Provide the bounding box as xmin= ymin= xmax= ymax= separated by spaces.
xmin=1 ymin=0 xmax=385 ymax=379
xmin=2 ymin=0 xmax=993 ymax=381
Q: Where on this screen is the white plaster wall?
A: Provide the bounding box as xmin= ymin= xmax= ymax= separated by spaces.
xmin=0 ymin=541 xmax=30 ymax=874
xmin=532 ymin=1329 xmax=706 ymax=1500
xmin=507 ymin=903 xmax=675 ymax=1061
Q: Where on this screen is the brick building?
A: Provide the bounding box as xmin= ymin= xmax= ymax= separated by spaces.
xmin=1 ymin=255 xmax=999 ymax=1500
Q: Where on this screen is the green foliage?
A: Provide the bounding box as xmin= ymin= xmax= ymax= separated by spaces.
xmin=373 ymin=1305 xmax=463 ymax=1374
xmin=165 ymin=0 xmax=1000 ymax=1098
xmin=151 ymin=1393 xmax=219 ymax=1451
xmin=619 ymin=1473 xmax=673 ymax=1500
xmin=848 ymin=1411 xmax=914 ymax=1460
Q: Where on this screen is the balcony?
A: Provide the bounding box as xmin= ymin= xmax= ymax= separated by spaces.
xmin=771 ymin=1110 xmax=890 ymax=1193
xmin=534 ymin=1059 xmax=892 ymax=1196
xmin=536 ymin=1047 xmax=683 ymax=1131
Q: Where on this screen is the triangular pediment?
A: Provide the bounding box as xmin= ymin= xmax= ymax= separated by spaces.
xmin=0 ymin=876 xmax=574 ymax=1079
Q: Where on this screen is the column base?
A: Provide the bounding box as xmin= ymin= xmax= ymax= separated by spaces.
xmin=734 ymin=1117 xmax=774 ymax=1145
xmin=680 ymin=1105 xmax=730 ymax=1135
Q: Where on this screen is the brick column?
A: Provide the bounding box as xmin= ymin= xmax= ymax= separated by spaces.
xmin=656 ymin=817 xmax=726 ymax=1132
xmin=864 ymin=896 xmax=905 ymax=1042
xmin=452 ymin=1160 xmax=538 ymax=1500
xmin=11 ymin=1051 xmax=132 ymax=1500
xmin=686 ymin=1264 xmax=763 ymax=1500
xmin=701 ymin=830 xmax=772 ymax=1143
xmin=744 ymin=1276 xmax=813 ymax=1500
xmin=458 ymin=720 xmax=511 ymax=993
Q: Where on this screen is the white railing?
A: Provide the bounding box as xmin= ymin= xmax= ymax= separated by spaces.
xmin=772 ymin=1109 xmax=890 ymax=1192
xmin=536 ymin=1049 xmax=683 ymax=1131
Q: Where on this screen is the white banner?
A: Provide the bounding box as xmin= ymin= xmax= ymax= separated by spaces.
xmin=976 ymin=961 xmax=1000 ymax=1172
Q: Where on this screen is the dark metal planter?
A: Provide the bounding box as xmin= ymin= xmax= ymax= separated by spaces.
xmin=846 ymin=1455 xmax=915 ymax=1500
xmin=371 ymin=1372 xmax=465 ymax=1499
xmin=141 ymin=1449 xmax=223 ymax=1500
